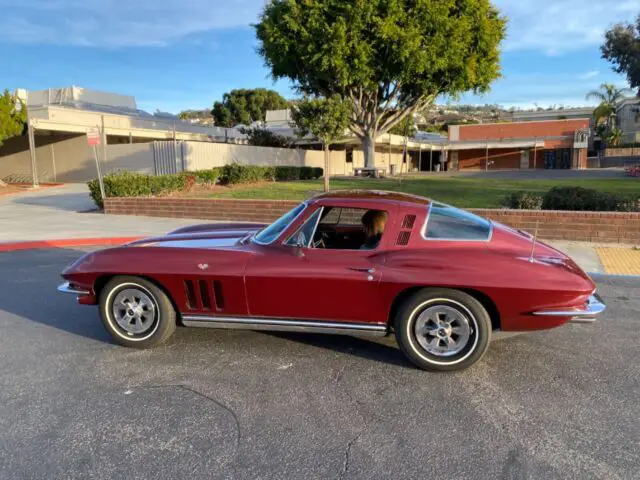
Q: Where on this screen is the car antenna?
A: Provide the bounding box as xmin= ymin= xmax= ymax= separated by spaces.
xmin=529 ymin=221 xmax=539 ymax=263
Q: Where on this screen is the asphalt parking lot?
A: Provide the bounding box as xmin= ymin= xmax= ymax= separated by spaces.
xmin=0 ymin=248 xmax=638 ymax=480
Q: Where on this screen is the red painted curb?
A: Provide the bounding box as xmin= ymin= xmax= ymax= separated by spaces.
xmin=0 ymin=237 xmax=144 ymax=252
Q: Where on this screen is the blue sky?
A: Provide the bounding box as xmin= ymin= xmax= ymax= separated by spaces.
xmin=0 ymin=0 xmax=637 ymax=113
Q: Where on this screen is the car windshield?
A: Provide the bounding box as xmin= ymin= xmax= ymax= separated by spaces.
xmin=253 ymin=203 xmax=306 ymax=245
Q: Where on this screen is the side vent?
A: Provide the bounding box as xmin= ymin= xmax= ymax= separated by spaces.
xmin=199 ymin=280 xmax=212 ymax=310
xmin=184 ymin=280 xmax=197 ymax=310
xmin=212 ymin=281 xmax=225 ymax=311
xmin=401 ymin=214 xmax=416 ymax=229
xmin=396 ymin=230 xmax=411 ymax=246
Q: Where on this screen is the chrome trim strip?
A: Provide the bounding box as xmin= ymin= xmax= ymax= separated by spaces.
xmin=420 ymin=202 xmax=494 ymax=243
xmin=57 ymin=282 xmax=90 ymax=296
xmin=182 ymin=315 xmax=389 ymax=337
xmin=532 ymin=294 xmax=606 ymax=318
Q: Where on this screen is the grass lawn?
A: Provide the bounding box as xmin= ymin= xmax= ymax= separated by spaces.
xmin=194 ymin=176 xmax=640 ymax=209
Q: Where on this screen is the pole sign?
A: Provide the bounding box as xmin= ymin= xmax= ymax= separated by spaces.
xmin=87 ymin=127 xmax=101 ymax=147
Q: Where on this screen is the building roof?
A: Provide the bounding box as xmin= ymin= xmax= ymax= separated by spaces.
xmin=18 ymin=86 xmax=248 ymax=143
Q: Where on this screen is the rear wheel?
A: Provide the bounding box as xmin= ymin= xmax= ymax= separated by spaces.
xmin=99 ymin=276 xmax=176 ymax=348
xmin=395 ymin=289 xmax=491 ymax=372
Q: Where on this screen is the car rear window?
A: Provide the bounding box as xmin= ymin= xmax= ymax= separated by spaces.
xmin=423 ymin=203 xmax=492 ymax=241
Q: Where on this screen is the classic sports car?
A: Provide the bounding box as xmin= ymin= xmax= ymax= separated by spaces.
xmin=58 ymin=190 xmax=605 ymax=372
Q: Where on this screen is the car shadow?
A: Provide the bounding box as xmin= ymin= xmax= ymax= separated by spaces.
xmin=261 ymin=331 xmax=415 ymax=369
xmin=0 ymin=247 xmax=114 ymax=344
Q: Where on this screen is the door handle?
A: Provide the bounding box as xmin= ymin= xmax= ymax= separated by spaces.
xmin=349 ymin=267 xmax=375 ymax=274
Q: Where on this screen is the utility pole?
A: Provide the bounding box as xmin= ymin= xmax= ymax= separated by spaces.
xmin=27 ymin=119 xmax=39 ymax=187
xmin=485 ymin=140 xmax=489 ymax=172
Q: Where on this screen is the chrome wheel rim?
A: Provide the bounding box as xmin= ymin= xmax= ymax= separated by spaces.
xmin=414 ymin=305 xmax=473 ymax=357
xmin=112 ymin=288 xmax=157 ymax=335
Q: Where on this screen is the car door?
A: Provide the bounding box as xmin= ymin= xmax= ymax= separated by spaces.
xmin=244 ymin=205 xmax=393 ymax=324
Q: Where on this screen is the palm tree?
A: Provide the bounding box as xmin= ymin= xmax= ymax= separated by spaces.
xmin=586 ymin=83 xmax=632 ymax=128
xmin=605 ymin=127 xmax=624 ymax=147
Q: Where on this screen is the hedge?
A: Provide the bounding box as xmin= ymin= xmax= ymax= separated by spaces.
xmin=503 ymin=186 xmax=639 ymax=212
xmin=501 ymin=191 xmax=543 ymax=210
xmin=88 ymin=165 xmax=324 ymax=208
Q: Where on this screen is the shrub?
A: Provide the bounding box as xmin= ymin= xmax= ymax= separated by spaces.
xmin=542 ymin=186 xmax=639 ymax=212
xmin=312 ymin=167 xmax=324 ymax=179
xmin=299 ymin=166 xmax=314 ymax=180
xmin=194 ymin=167 xmax=224 ymax=184
xmin=274 ymin=166 xmax=300 ymax=181
xmin=88 ymin=171 xmax=188 ymax=208
xmin=502 ymin=191 xmax=543 ymax=210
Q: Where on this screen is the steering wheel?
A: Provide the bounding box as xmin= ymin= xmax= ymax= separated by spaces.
xmin=312 ymin=231 xmax=329 ymax=249
xmin=313 ymin=237 xmax=326 ymax=249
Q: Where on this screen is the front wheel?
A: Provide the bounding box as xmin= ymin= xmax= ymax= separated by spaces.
xmin=99 ymin=276 xmax=176 ymax=348
xmin=395 ymin=289 xmax=492 ymax=372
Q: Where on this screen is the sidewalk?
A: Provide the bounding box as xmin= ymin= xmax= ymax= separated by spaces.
xmin=0 ymin=184 xmax=199 ymax=243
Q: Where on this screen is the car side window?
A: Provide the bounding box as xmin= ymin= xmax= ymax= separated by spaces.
xmin=288 ymin=206 xmax=388 ymax=250
xmin=424 ymin=203 xmax=492 ymax=241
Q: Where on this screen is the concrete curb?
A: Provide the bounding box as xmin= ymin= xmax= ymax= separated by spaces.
xmin=0 ymin=237 xmax=143 ymax=252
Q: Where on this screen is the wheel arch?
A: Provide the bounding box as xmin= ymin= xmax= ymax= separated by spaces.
xmin=94 ymin=274 xmax=182 ymax=322
xmin=388 ymin=286 xmax=501 ymax=331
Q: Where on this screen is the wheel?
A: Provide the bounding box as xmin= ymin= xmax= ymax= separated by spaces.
xmin=394 ymin=289 xmax=492 ymax=372
xmin=99 ymin=276 xmax=176 ymax=348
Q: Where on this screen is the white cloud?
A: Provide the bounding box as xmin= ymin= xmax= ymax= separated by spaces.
xmin=0 ymin=0 xmax=265 ymax=47
xmin=0 ymin=0 xmax=637 ymax=54
xmin=493 ymin=0 xmax=638 ymax=55
xmin=459 ymin=72 xmax=631 ymax=108
xmin=579 ymin=70 xmax=600 ymax=80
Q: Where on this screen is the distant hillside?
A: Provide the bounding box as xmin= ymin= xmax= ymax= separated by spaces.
xmin=178 ymin=109 xmax=214 ymax=126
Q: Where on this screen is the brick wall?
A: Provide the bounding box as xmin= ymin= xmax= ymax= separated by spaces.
xmin=104 ymin=197 xmax=640 ymax=244
xmin=472 ymin=209 xmax=640 ymax=243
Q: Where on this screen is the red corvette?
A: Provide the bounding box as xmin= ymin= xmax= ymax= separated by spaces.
xmin=58 ymin=191 xmax=605 ymax=371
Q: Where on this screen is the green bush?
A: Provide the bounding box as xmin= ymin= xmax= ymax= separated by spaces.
xmin=299 ymin=166 xmax=314 ymax=180
xmin=88 ymin=165 xmax=326 ymax=208
xmin=88 ymin=171 xmax=188 ymax=208
xmin=194 ymin=167 xmax=224 ymax=184
xmin=274 ymin=166 xmax=300 ymax=181
xmin=541 ymin=186 xmax=639 ymax=212
xmin=502 ymin=191 xmax=543 ymax=210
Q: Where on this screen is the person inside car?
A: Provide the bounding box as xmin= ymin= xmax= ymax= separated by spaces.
xmin=360 ymin=210 xmax=388 ymax=250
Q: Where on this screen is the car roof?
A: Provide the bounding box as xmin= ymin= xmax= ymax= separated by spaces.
xmin=309 ymin=190 xmax=431 ymax=207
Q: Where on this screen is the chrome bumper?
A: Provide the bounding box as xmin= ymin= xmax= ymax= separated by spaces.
xmin=532 ymin=294 xmax=605 ymax=323
xmin=57 ymin=282 xmax=90 ymax=296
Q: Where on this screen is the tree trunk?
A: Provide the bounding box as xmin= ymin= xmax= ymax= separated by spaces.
xmin=323 ymin=142 xmax=330 ymax=192
xmin=363 ymin=133 xmax=376 ymax=169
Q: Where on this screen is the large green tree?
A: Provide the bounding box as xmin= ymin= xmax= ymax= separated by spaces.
xmin=211 ymin=88 xmax=290 ymax=127
xmin=0 ymin=89 xmax=26 ymax=146
xmin=256 ymin=0 xmax=506 ymax=168
xmin=601 ymin=14 xmax=640 ymax=94
xmin=290 ymin=96 xmax=351 ymax=191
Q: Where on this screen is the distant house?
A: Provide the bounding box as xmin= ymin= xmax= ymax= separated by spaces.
xmin=616 ymin=97 xmax=640 ymax=144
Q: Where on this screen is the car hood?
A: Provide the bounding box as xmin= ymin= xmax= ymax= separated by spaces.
xmin=127 ymin=222 xmax=267 ymax=249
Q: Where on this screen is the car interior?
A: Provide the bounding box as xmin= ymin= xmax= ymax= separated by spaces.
xmin=291 ymin=207 xmax=388 ymax=250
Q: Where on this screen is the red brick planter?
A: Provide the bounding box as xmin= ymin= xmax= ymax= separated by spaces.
xmin=104 ymin=197 xmax=640 ymax=244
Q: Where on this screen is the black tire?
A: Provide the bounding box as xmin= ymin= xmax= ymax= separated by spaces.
xmin=395 ymin=289 xmax=492 ymax=372
xmin=99 ymin=276 xmax=176 ymax=348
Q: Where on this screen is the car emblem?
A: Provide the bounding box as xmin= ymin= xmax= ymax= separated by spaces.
xmin=198 ymin=264 xmax=209 ymax=271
